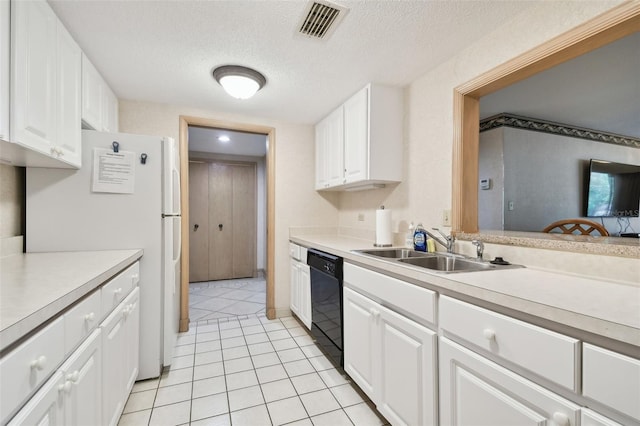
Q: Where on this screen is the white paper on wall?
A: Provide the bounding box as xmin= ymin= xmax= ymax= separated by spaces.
xmin=92 ymin=148 xmax=135 ymax=194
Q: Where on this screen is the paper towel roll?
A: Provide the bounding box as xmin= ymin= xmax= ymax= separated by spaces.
xmin=375 ymin=208 xmax=393 ymax=246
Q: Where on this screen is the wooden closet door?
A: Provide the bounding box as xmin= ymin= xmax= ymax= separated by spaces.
xmin=188 ymin=162 xmax=209 ymax=282
xmin=209 ymin=163 xmax=234 ymax=280
xmin=231 ymin=164 xmax=256 ymax=278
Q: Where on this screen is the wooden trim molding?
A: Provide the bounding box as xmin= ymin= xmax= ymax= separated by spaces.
xmin=178 ymin=116 xmax=277 ymax=332
xmin=452 ymin=2 xmax=640 ymax=234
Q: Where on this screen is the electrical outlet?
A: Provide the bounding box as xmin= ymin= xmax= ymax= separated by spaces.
xmin=508 ymin=201 xmax=515 ymax=211
xmin=358 ymin=213 xmax=365 ymax=221
xmin=442 ymin=209 xmax=451 ymax=226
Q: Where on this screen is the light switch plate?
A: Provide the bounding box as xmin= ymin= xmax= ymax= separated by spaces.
xmin=443 ymin=209 xmax=451 ymax=226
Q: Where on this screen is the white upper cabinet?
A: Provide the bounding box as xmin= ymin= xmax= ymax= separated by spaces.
xmin=82 ymin=53 xmax=118 ymax=132
xmin=6 ymin=0 xmax=81 ymax=168
xmin=315 ymin=106 xmax=344 ymax=189
xmin=55 ymin=22 xmax=82 ymax=166
xmin=343 ymin=86 xmax=368 ymax=183
xmin=81 ymin=54 xmax=102 ymax=130
xmin=102 ymin=84 xmax=119 ymax=132
xmin=0 ymin=0 xmax=10 ymax=142
xmin=314 ymin=83 xmax=403 ymax=191
xmin=11 ymin=0 xmax=57 ymax=155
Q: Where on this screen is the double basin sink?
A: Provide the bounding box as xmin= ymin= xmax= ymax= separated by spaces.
xmin=353 ymin=248 xmax=522 ymax=273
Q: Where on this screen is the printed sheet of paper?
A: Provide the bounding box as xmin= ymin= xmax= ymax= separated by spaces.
xmin=92 ymin=148 xmax=135 ymax=194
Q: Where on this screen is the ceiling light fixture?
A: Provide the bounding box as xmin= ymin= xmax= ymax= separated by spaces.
xmin=218 ymin=135 xmax=230 ymax=143
xmin=212 ymin=65 xmax=266 ymax=100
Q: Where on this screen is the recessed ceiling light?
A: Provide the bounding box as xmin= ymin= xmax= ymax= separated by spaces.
xmin=212 ymin=65 xmax=267 ymax=100
xmin=218 ymin=135 xmax=230 ymax=143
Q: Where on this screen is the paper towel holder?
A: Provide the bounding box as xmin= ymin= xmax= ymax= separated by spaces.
xmin=374 ymin=205 xmax=393 ymax=247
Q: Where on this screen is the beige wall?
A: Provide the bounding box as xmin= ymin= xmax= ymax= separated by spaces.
xmin=0 ymin=164 xmax=24 ymax=239
xmin=119 ymin=100 xmax=339 ymax=314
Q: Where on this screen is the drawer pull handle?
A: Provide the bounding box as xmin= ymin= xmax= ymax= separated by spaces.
xmin=67 ymin=370 xmax=80 ymax=383
xmin=132 ymin=274 xmax=139 ymax=284
xmin=30 ymin=355 xmax=47 ymax=370
xmin=84 ymin=312 xmax=95 ymax=322
xmin=552 ymin=412 xmax=570 ymax=426
xmin=58 ymin=380 xmax=72 ymax=393
xmin=114 ymin=288 xmax=123 ymax=296
xmin=483 ymin=329 xmax=496 ymax=341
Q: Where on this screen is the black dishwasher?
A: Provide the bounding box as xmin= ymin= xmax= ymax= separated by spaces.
xmin=307 ymin=249 xmax=344 ymax=368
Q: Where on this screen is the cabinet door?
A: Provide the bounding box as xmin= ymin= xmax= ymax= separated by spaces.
xmin=326 ymin=107 xmax=345 ymax=187
xmin=439 ymin=337 xmax=580 ymax=426
xmin=124 ymin=287 xmax=140 ymax=393
xmin=0 ymin=0 xmax=9 ymax=141
xmin=343 ymin=86 xmax=369 ymax=184
xmin=102 ymin=85 xmax=119 ymax=132
xmin=343 ymin=287 xmax=377 ymax=397
xmin=101 ymin=302 xmax=127 ymax=426
xmin=81 ymin=54 xmax=103 ymax=130
xmin=55 ymin=22 xmax=81 ymax=167
xmin=377 ymin=305 xmax=437 ymax=426
xmin=299 ymin=264 xmax=312 ymax=329
xmin=11 ymin=0 xmax=57 ymax=154
xmin=7 ymin=372 xmax=65 ymax=426
xmin=60 ymin=329 xmax=102 ymax=426
xmin=290 ymin=261 xmax=301 ymax=317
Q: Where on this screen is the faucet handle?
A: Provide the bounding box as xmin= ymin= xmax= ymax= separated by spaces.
xmin=471 ymin=240 xmax=484 ymax=260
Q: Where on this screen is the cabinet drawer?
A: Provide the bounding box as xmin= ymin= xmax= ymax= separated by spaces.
xmin=289 ymin=243 xmax=301 ymax=261
xmin=344 ymin=263 xmax=436 ymax=325
xmin=439 ymin=296 xmax=579 ymax=391
xmin=583 ymin=343 xmax=640 ymax=422
xmin=64 ymin=289 xmax=101 ymax=354
xmin=0 ymin=317 xmax=65 ymax=424
xmin=101 ymin=262 xmax=139 ymax=318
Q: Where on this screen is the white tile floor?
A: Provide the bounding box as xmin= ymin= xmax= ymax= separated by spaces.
xmin=118 ymin=314 xmax=389 ymax=426
xmin=188 ymin=278 xmax=267 ymax=323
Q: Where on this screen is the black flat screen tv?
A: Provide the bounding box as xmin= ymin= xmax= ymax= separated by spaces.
xmin=586 ymin=159 xmax=640 ymax=217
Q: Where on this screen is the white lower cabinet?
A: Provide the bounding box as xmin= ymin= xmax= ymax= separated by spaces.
xmin=102 ymin=286 xmax=140 ymax=426
xmin=344 ymin=286 xmax=437 ymax=426
xmin=7 ymin=371 xmax=65 ymax=426
xmin=1 ymin=261 xmax=140 ymax=425
xmin=289 ymin=244 xmax=311 ymax=329
xmin=59 ymin=329 xmax=102 ymax=426
xmin=8 ymin=329 xmax=102 ymax=426
xmin=290 ymin=260 xmax=312 ymax=329
xmin=439 ymin=337 xmax=580 ymax=426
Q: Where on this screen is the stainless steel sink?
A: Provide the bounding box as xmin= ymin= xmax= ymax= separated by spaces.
xmin=353 ymin=248 xmax=522 ymax=273
xmin=355 ymin=248 xmax=431 ymax=259
xmin=397 ymin=255 xmax=495 ymax=272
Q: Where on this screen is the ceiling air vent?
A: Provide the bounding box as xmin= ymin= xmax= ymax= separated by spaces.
xmin=298 ymin=0 xmax=348 ymax=40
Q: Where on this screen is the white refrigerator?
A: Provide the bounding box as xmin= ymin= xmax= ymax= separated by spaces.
xmin=26 ymin=130 xmax=181 ymax=380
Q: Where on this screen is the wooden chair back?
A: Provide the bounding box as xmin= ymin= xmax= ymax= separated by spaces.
xmin=542 ymin=219 xmax=609 ymax=236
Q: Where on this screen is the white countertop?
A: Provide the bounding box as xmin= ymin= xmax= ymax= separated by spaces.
xmin=290 ymin=234 xmax=640 ymax=348
xmin=0 ymin=249 xmax=143 ymax=352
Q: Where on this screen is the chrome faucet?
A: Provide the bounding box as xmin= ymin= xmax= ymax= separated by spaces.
xmin=471 ymin=240 xmax=484 ymax=261
xmin=424 ymin=228 xmax=456 ymax=253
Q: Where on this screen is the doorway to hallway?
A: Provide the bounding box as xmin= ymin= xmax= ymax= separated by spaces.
xmin=180 ymin=118 xmax=274 ymax=330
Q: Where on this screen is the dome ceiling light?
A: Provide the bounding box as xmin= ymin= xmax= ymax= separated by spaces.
xmin=212 ymin=65 xmax=267 ymax=100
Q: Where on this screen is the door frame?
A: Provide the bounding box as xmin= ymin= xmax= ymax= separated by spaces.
xmin=179 ymin=116 xmax=276 ymax=331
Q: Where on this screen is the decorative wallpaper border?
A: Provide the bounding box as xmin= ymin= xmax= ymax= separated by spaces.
xmin=480 ymin=113 xmax=640 ymax=148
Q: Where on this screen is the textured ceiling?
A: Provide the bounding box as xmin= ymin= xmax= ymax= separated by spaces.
xmin=49 ymin=0 xmax=537 ymax=125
